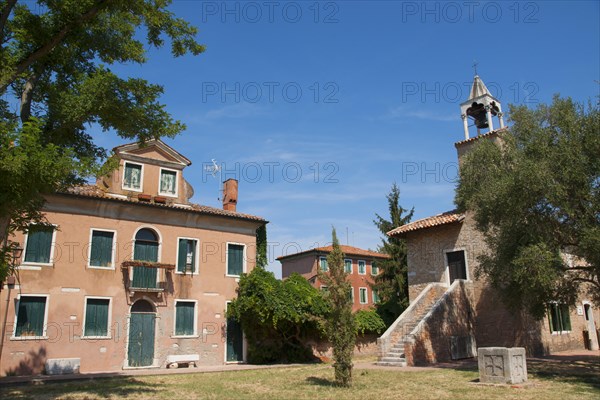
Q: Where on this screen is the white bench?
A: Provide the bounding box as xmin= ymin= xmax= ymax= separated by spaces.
xmin=166 ymin=354 xmax=200 ymax=369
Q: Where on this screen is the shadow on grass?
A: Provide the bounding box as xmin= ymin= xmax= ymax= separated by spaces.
xmin=306 ymin=376 xmax=337 ymax=387
xmin=528 ymin=354 xmax=600 ymax=390
xmin=1 ymin=377 xmax=163 ymax=399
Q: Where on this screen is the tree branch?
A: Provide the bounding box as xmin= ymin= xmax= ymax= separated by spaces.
xmin=0 ymin=0 xmax=18 ymax=44
xmin=0 ymin=0 xmax=111 ymax=94
xmin=19 ymin=71 xmax=40 ymax=122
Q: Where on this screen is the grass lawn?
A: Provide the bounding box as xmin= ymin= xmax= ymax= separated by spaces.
xmin=1 ymin=357 xmax=598 ymax=400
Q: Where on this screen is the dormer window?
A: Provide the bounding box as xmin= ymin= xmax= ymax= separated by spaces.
xmin=123 ymin=162 xmax=143 ymax=191
xmin=159 ymin=168 xmax=178 ymax=197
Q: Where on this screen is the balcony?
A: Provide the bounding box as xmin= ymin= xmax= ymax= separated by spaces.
xmin=121 ymin=261 xmax=175 ymax=298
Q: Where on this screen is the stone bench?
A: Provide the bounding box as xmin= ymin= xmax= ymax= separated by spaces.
xmin=45 ymin=358 xmax=81 ymax=375
xmin=166 ymin=354 xmax=200 ymax=369
xmin=478 ymin=347 xmax=527 ymax=384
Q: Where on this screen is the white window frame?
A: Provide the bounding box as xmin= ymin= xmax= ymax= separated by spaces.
xmin=358 ymin=260 xmax=366 ymax=275
xmin=87 ymin=229 xmax=117 ymax=270
xmin=11 ymin=294 xmax=50 ymax=340
xmin=548 ymin=301 xmax=572 ymax=335
xmin=344 ymin=259 xmax=353 ymax=274
xmin=175 ymin=237 xmax=200 ymax=275
xmin=122 ymin=161 xmax=144 ymax=192
xmin=172 ymin=299 xmax=198 ymax=338
xmin=319 ymin=256 xmax=328 ymax=272
xmin=130 ymin=226 xmax=163 ymax=285
xmin=82 ymin=296 xmax=112 ymax=339
xmin=371 ymin=261 xmax=379 ymax=275
xmin=444 ymin=248 xmax=470 ymax=285
xmin=225 ymin=242 xmax=246 ymax=278
xmin=21 ymin=224 xmax=58 ymax=268
xmin=158 ymin=167 xmax=179 ymax=198
xmin=359 ymin=287 xmax=368 ymax=304
xmin=372 ymin=290 xmax=380 ymax=304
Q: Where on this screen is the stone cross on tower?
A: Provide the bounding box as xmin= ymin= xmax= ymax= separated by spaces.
xmin=459 ymin=73 xmax=505 ymax=140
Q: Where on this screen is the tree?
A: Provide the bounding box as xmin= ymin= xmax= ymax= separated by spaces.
xmin=456 ymin=95 xmax=600 ymax=318
xmin=372 ymin=183 xmax=414 ymax=326
xmin=319 ymin=228 xmax=355 ymax=387
xmin=0 ymin=0 xmax=204 ymax=278
xmin=255 ymin=224 xmax=268 ymax=269
xmin=228 ymin=268 xmax=329 ymax=364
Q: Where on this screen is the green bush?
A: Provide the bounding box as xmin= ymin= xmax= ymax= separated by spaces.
xmin=354 ymin=309 xmax=386 ymax=335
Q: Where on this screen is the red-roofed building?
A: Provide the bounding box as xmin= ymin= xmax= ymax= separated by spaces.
xmin=278 ymin=245 xmax=389 ymax=312
xmin=1 ymin=140 xmax=266 ymax=376
xmin=377 ymin=75 xmax=599 ymax=368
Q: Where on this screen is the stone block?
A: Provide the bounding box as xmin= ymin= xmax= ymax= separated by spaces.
xmin=45 ymin=358 xmax=81 ymax=375
xmin=478 ymin=347 xmax=527 ymax=384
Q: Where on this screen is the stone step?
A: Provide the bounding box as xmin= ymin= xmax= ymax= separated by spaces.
xmin=380 ymin=356 xmax=405 ymax=363
xmin=376 ymin=360 xmax=407 ymax=367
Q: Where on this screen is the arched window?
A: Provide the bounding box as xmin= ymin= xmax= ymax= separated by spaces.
xmin=134 ymin=228 xmax=159 ymax=262
xmin=131 ymin=299 xmax=155 ymax=313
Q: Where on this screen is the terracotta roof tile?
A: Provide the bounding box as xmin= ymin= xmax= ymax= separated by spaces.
xmin=277 ymin=244 xmax=389 ymax=261
xmin=454 ymin=127 xmax=507 ymax=147
xmin=387 ymin=210 xmax=464 ymax=236
xmin=61 ymin=185 xmax=266 ymax=222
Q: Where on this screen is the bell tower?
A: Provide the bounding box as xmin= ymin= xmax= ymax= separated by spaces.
xmin=459 ymin=74 xmax=505 ymax=140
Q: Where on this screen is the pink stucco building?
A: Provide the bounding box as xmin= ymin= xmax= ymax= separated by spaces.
xmin=0 ymin=140 xmax=266 ymax=376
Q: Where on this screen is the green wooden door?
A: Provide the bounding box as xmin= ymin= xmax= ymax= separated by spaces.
xmin=132 ymin=240 xmax=158 ymax=288
xmin=128 ymin=312 xmax=156 ymax=367
xmin=226 ymin=315 xmax=244 ymax=362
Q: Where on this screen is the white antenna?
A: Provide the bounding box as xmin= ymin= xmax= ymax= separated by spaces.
xmin=204 ymin=159 xmax=222 ymax=202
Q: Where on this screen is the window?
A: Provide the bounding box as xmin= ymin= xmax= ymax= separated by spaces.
xmin=159 ymin=168 xmax=178 ymax=196
xmin=371 ymin=261 xmax=379 ymax=275
xmin=319 ymin=257 xmax=328 ymax=272
xmin=344 ymin=259 xmax=352 ymax=274
xmin=348 ymin=287 xmax=354 ymax=301
xmin=359 ymin=287 xmax=368 ymax=304
xmin=320 ymin=285 xmax=328 ymax=292
xmin=89 ymin=230 xmax=115 ymax=268
xmin=227 ymin=243 xmax=244 ymax=276
xmin=372 ymin=290 xmax=380 ymax=304
xmin=123 ymin=162 xmax=142 ymax=191
xmin=446 ymin=250 xmax=467 ymax=283
xmin=14 ymin=296 xmax=48 ymax=338
xmin=23 ymin=225 xmax=55 ymax=265
xmin=177 ymin=238 xmax=198 ymax=274
xmin=358 ymin=260 xmax=366 ymax=275
xmin=548 ymin=303 xmax=571 ymax=333
xmin=174 ymin=301 xmax=196 ymax=336
xmin=84 ymin=298 xmax=110 ymax=337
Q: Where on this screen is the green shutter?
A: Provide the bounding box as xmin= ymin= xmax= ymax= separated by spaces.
xmin=189 ymin=241 xmax=197 ymax=273
xmin=24 ymin=226 xmax=53 ymax=264
xmin=175 ymin=302 xmax=195 ymax=335
xmin=177 ymin=239 xmax=187 ymax=273
xmin=133 ymin=241 xmax=158 ymax=288
xmin=90 ymin=231 xmax=114 ymax=267
xmin=85 ymin=299 xmax=109 ymax=336
xmin=16 ymin=297 xmax=46 ymax=337
xmin=228 ymin=244 xmax=244 ymax=276
xmin=560 ymin=304 xmax=571 ymax=331
xmin=344 ymin=260 xmax=351 ymax=273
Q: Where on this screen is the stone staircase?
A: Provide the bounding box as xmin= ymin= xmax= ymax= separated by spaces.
xmin=376 ymin=283 xmax=448 ymax=366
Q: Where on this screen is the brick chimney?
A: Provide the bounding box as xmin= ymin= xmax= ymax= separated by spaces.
xmin=222 ymin=179 xmax=238 ymax=212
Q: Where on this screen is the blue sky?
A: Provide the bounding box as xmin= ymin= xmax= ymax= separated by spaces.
xmin=93 ymin=1 xmax=600 ymax=278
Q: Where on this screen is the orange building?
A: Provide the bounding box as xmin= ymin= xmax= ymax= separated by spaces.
xmin=278 ymin=245 xmax=389 ymax=312
xmin=0 ymin=140 xmax=266 ymax=376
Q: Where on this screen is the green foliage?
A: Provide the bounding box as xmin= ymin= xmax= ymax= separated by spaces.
xmin=456 ymin=95 xmax=600 ymax=318
xmin=0 ymin=119 xmax=94 ymax=281
xmin=255 ymin=224 xmax=268 ymax=269
xmin=372 ymin=183 xmax=414 ymax=326
xmin=354 ymin=309 xmax=386 ymax=335
xmin=0 ymin=1 xmax=204 ymax=279
xmin=319 ymin=228 xmax=356 ymax=387
xmin=228 ymin=268 xmax=329 ymax=364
